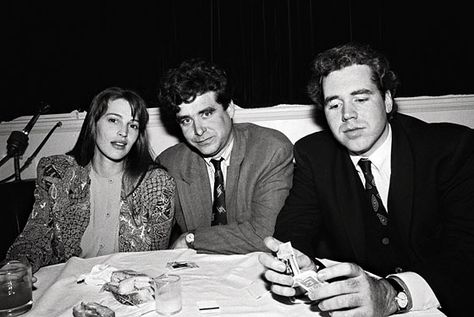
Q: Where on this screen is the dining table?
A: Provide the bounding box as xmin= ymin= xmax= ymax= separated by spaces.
xmin=23 ymin=249 xmax=446 ymax=317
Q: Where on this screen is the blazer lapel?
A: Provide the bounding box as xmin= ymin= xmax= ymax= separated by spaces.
xmin=225 ymin=126 xmax=245 ymax=221
xmin=177 ymin=153 xmax=213 ymax=229
xmin=334 ymin=151 xmax=368 ymax=263
xmin=388 ymin=119 xmax=414 ymax=246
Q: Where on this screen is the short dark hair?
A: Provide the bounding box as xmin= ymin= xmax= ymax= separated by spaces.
xmin=158 ymin=58 xmax=231 ymax=120
xmin=67 ymin=87 xmax=155 ymax=193
xmin=307 ymin=43 xmax=399 ymax=114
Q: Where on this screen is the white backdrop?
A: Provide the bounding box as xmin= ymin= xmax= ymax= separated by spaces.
xmin=1 ymin=94 xmax=474 ymax=181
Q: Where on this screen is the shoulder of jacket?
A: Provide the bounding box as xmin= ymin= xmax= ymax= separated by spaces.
xmin=295 ymin=129 xmax=332 ymax=146
xmin=145 ymin=166 xmax=172 ymax=179
xmin=142 ymin=167 xmax=176 ymax=186
xmin=236 ymin=123 xmax=293 ymax=145
xmin=158 ymin=143 xmax=189 ymax=160
xmin=38 ymin=154 xmax=77 ymax=171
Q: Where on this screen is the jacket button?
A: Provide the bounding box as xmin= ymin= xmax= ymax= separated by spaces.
xmin=381 ymin=237 xmax=390 ymax=245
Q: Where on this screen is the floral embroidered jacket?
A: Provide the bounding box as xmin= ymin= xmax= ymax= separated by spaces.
xmin=6 ymin=155 xmax=176 ymax=272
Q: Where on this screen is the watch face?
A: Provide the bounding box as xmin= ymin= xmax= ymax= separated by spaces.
xmin=396 ymin=292 xmax=408 ymax=309
xmin=185 ymin=233 xmax=194 ymax=244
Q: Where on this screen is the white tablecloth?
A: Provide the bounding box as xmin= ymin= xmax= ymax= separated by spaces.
xmin=24 ymin=249 xmax=445 ymax=317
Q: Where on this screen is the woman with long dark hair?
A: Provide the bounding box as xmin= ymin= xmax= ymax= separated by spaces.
xmin=6 ymin=87 xmax=176 ymax=273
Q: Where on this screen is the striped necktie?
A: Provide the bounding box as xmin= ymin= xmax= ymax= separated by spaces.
xmin=211 ymin=158 xmax=227 ymax=226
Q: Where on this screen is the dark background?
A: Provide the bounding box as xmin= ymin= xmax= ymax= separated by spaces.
xmin=2 ymin=0 xmax=474 ymax=122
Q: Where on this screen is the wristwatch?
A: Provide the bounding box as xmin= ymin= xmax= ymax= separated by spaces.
xmin=386 ymin=277 xmax=411 ymax=313
xmin=185 ymin=232 xmax=195 ymax=248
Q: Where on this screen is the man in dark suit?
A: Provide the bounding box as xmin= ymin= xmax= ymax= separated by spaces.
xmin=259 ymin=43 xmax=474 ymax=316
xmin=157 ymin=58 xmax=294 ymax=254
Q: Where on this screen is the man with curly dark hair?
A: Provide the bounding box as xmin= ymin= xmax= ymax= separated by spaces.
xmin=156 ymin=58 xmax=294 ymax=254
xmin=259 ymin=43 xmax=474 ymax=316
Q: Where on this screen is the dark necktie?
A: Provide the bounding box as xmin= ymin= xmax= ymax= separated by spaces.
xmin=358 ymin=159 xmax=388 ymax=226
xmin=211 ymin=158 xmax=227 ymax=226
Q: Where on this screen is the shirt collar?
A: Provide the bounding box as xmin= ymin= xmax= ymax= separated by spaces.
xmin=350 ymin=124 xmax=392 ymax=171
xmin=204 ymin=134 xmax=234 ymax=167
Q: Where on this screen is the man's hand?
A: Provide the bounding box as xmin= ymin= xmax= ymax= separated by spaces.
xmin=170 ymin=233 xmax=189 ymax=249
xmin=258 ymin=236 xmax=319 ymax=297
xmin=258 ymin=236 xmax=397 ymax=316
xmin=311 ymin=262 xmax=397 ymax=316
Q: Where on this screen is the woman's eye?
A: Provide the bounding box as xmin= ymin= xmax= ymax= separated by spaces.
xmin=129 ymin=123 xmax=139 ymax=130
xmin=108 ymin=118 xmax=118 ymax=123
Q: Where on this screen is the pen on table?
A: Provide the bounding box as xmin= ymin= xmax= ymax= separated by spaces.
xmin=199 ymin=306 xmax=220 ymax=311
xmin=197 ymin=300 xmax=221 ymax=312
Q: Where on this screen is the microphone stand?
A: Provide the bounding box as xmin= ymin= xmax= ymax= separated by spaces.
xmin=0 ymin=152 xmax=12 ymax=169
xmin=13 ymin=155 xmax=21 ymax=182
xmin=0 ymin=104 xmax=50 ymax=182
xmin=0 ymin=122 xmax=62 ymax=184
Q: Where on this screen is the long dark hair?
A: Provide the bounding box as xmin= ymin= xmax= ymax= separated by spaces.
xmin=67 ymin=87 xmax=156 ymax=195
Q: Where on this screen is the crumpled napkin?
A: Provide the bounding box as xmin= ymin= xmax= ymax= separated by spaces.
xmin=77 ymin=264 xmax=118 ymax=286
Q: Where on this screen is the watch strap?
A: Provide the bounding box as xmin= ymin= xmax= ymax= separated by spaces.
xmin=386 ymin=276 xmax=412 ymax=313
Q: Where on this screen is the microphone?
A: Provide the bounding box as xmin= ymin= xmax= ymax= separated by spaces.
xmin=22 ymin=104 xmax=51 ymax=136
xmin=0 ymin=120 xmax=62 ymax=184
xmin=7 ymin=104 xmax=51 ymax=157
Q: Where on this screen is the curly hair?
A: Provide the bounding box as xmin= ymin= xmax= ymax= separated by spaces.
xmin=158 ymin=58 xmax=231 ymax=120
xmin=307 ymin=43 xmax=399 ymax=113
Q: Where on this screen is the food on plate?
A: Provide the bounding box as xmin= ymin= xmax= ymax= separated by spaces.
xmin=72 ymin=302 xmax=115 ymax=317
xmin=101 ymin=270 xmax=154 ymax=305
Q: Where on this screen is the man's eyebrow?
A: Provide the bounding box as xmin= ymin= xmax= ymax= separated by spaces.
xmin=176 ymin=106 xmax=216 ymax=121
xmin=323 ymin=88 xmax=374 ymax=105
xmin=198 ymin=106 xmax=216 ymax=115
xmin=351 ymin=89 xmax=372 ymax=96
xmin=176 ymin=114 xmax=189 ymax=121
xmin=324 ymin=96 xmax=339 ymax=105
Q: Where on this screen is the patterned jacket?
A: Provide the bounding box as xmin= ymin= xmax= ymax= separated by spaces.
xmin=6 ymin=155 xmax=176 ymax=272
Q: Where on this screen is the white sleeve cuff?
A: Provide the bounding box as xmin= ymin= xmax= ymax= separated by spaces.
xmin=387 ymin=271 xmax=440 ymax=311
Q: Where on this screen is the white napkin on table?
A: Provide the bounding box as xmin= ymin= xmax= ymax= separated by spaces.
xmin=76 ymin=264 xmax=118 ymax=286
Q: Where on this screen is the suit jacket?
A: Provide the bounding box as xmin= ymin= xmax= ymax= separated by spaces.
xmin=275 ymin=113 xmax=474 ymax=316
xmin=157 ymin=123 xmax=294 ymax=254
xmin=6 ymin=155 xmax=176 ymax=272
